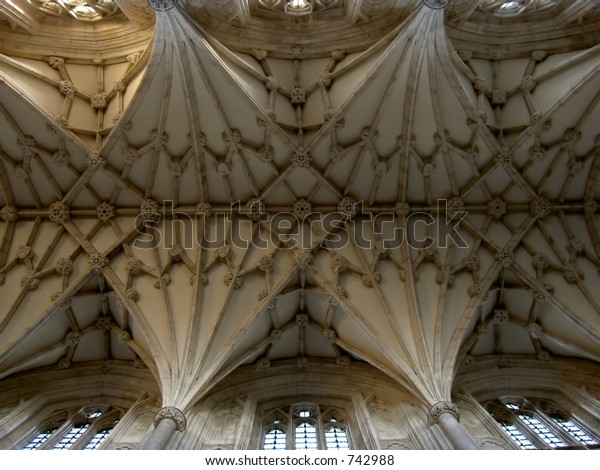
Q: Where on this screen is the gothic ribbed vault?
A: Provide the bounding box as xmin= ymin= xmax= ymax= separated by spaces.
xmin=0 ymin=0 xmax=599 ymax=416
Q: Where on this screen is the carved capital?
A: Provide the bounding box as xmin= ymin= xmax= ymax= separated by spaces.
xmin=148 ymin=0 xmax=178 ymax=12
xmin=422 ymin=0 xmax=449 ymax=9
xmin=428 ymin=401 xmax=460 ymax=425
xmin=154 ymin=406 xmax=186 ymax=432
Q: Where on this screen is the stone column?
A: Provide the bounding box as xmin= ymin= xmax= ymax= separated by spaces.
xmin=142 ymin=406 xmax=186 ymax=450
xmin=428 ymin=401 xmax=479 ymax=450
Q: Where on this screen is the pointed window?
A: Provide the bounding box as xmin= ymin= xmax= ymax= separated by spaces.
xmin=551 ymin=417 xmax=598 ymax=446
xmin=264 ymin=428 xmax=287 ymax=450
xmin=20 ymin=406 xmax=121 ymax=450
xmin=22 ymin=427 xmax=61 ymax=450
xmin=261 ymin=403 xmax=352 ymax=450
xmin=487 ymin=398 xmax=600 ymax=449
xmin=84 ymin=428 xmax=114 ymax=450
xmin=295 ymin=420 xmax=318 ymax=450
xmin=53 ymin=423 xmax=91 ymax=450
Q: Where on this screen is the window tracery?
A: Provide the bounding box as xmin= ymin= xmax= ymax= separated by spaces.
xmin=22 ymin=424 xmax=64 ymax=449
xmin=262 ymin=403 xmax=351 ymax=450
xmin=486 ymin=398 xmax=599 ymax=449
xmin=21 ymin=406 xmax=121 ymax=450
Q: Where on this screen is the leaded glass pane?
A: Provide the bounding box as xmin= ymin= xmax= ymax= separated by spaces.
xmin=84 ymin=428 xmax=112 ymax=450
xmin=23 ymin=428 xmax=58 ymax=450
xmin=499 ymin=422 xmax=537 ymax=449
xmin=295 ymin=421 xmax=318 ymax=450
xmin=264 ymin=428 xmax=287 ymax=450
xmin=262 ymin=404 xmax=351 ymax=450
xmin=552 ymin=418 xmax=598 ymax=446
xmin=53 ymin=424 xmax=90 ymax=450
xmin=518 ymin=414 xmax=565 ymax=448
xmin=325 ymin=426 xmax=349 ymax=450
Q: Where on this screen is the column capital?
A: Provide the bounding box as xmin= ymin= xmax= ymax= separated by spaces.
xmin=422 ymin=0 xmax=450 ymax=9
xmin=428 ymin=401 xmax=460 ymax=425
xmin=154 ymin=406 xmax=186 ymax=432
xmin=148 ymin=0 xmax=178 ymax=12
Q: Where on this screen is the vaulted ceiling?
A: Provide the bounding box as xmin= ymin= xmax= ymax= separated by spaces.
xmin=0 ymin=0 xmax=599 ymax=410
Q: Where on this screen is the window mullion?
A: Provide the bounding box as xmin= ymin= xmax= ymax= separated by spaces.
xmin=513 ymin=414 xmax=550 ymax=449
xmin=491 ymin=398 xmax=600 ymax=450
xmin=317 ymin=411 xmax=325 ymax=450
xmin=345 ymin=425 xmax=353 ymax=450
xmin=262 ymin=403 xmax=352 ymax=451
xmin=568 ymin=418 xmax=600 ymax=446
xmin=19 ymin=406 xmax=122 ymax=450
xmin=39 ymin=417 xmax=73 ymax=450
xmin=69 ymin=419 xmax=98 ymax=450
xmin=287 ymin=409 xmax=293 ymax=450
xmin=292 ymin=418 xmax=299 ymax=450
xmin=537 ymin=413 xmax=580 ymax=447
xmin=52 ymin=415 xmax=92 ymax=450
xmin=550 ymin=416 xmax=598 ymax=448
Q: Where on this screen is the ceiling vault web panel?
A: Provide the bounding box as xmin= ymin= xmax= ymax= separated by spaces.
xmin=0 ymin=0 xmax=599 ymax=411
